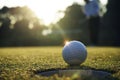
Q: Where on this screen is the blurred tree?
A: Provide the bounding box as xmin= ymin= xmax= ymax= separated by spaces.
xmin=58 ymin=3 xmax=86 ymax=30
xmin=0 ymin=17 xmax=11 ymax=46
xmin=57 ymin=3 xmax=89 ymax=44
xmin=0 ymin=6 xmax=9 ymax=13
xmin=0 ymin=6 xmax=45 ymax=46
xmin=99 ymin=0 xmax=120 ymax=46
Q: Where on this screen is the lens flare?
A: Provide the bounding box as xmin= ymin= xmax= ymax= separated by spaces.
xmin=64 ymin=40 xmax=70 ymax=45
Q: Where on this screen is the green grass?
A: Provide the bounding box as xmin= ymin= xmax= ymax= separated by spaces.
xmin=0 ymin=47 xmax=120 ymax=80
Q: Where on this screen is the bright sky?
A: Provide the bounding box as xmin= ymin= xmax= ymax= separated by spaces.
xmin=0 ymin=0 xmax=108 ymax=25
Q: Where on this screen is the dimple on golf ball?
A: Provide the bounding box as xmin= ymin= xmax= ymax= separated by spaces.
xmin=62 ymin=40 xmax=87 ymax=65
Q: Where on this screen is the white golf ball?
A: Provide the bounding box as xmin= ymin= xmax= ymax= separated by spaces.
xmin=62 ymin=40 xmax=87 ymax=65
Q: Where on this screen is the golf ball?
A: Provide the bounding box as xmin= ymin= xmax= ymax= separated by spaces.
xmin=62 ymin=40 xmax=87 ymax=65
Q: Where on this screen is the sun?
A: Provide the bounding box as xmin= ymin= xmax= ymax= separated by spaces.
xmin=32 ymin=8 xmax=55 ymax=25
xmin=27 ymin=0 xmax=68 ymax=26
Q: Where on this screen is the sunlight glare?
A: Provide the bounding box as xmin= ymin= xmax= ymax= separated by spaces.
xmin=27 ymin=0 xmax=72 ymax=26
xmin=64 ymin=40 xmax=70 ymax=45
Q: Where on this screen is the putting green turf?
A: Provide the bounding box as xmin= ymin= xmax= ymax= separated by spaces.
xmin=0 ymin=47 xmax=120 ymax=80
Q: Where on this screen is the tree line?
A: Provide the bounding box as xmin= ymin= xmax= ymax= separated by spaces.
xmin=0 ymin=0 xmax=120 ymax=46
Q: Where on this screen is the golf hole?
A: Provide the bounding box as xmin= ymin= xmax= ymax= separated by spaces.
xmin=36 ymin=69 xmax=115 ymax=80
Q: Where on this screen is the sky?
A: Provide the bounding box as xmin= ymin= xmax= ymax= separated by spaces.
xmin=0 ymin=0 xmax=108 ymax=25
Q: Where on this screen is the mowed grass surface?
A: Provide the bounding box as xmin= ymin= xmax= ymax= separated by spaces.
xmin=0 ymin=47 xmax=120 ymax=80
